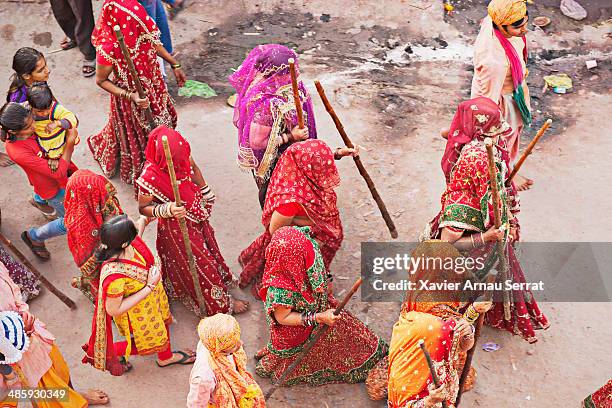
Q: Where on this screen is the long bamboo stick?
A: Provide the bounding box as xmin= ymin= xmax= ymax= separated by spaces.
xmin=485 ymin=138 xmax=511 ymax=321
xmin=506 ymin=119 xmax=552 ymax=186
xmin=161 ymin=136 xmax=207 ymax=317
xmin=0 ymin=232 xmax=76 ymax=309
xmin=265 ymin=278 xmax=363 ymax=400
xmin=419 ymin=340 xmax=448 ymax=408
xmin=315 ymin=80 xmax=398 ymax=239
xmin=113 ymin=26 xmax=156 ymax=129
xmin=287 ymin=58 xmax=305 ymax=129
xmin=455 ymin=271 xmax=498 ymax=406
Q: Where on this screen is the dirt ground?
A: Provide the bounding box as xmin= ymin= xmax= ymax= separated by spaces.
xmin=0 ymin=0 xmax=611 ymax=407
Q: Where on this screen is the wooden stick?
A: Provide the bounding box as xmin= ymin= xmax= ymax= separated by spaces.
xmin=0 ymin=232 xmax=76 ymax=309
xmin=161 ymin=136 xmax=207 ymax=317
xmin=418 ymin=340 xmax=448 ymax=408
xmin=484 ymin=138 xmax=511 ymax=321
xmin=314 ymin=81 xmax=398 ymax=239
xmin=287 ymin=58 xmax=305 ymax=129
xmin=265 ymin=278 xmax=363 ymax=400
xmin=455 ymin=271 xmax=497 ymax=406
xmin=113 ymin=25 xmax=156 ymax=130
xmin=506 ymin=119 xmax=552 ymax=186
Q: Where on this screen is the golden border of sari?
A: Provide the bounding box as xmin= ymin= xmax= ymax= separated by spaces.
xmin=93 ymin=260 xmax=150 ymax=371
xmin=255 ymin=85 xmax=308 ymax=181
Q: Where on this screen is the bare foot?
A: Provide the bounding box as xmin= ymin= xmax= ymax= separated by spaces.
xmin=233 ymin=298 xmax=250 ymax=314
xmin=440 ymin=127 xmax=449 ymax=139
xmin=0 ymin=152 xmax=14 ymax=167
xmin=82 ymin=389 xmax=109 ymax=405
xmin=514 ymin=174 xmax=534 ymax=191
xmin=157 ymin=350 xmax=196 ymax=367
xmin=254 ymin=347 xmax=269 ymax=361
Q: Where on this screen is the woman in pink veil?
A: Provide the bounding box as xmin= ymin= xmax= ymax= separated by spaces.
xmin=228 ymin=44 xmax=317 ymax=208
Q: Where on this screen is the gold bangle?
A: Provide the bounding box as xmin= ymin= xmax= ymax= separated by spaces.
xmin=171 ymin=63 xmax=182 ymax=69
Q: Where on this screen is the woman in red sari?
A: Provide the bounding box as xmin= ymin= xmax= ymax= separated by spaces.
xmin=137 ymin=126 xmax=248 ymax=316
xmin=83 ymin=214 xmax=195 ymax=376
xmin=256 ymin=226 xmax=387 ymax=386
xmin=239 ymin=139 xmax=357 ymax=298
xmin=89 ymin=0 xmax=185 ymax=185
xmin=425 ymin=96 xmax=549 ymax=343
xmin=64 ymin=169 xmax=125 ymax=301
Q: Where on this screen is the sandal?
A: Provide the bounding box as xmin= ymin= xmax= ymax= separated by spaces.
xmin=28 ymin=197 xmax=58 ymax=220
xmin=60 ymin=37 xmax=77 ymax=51
xmin=82 ymin=59 xmax=96 ymax=78
xmin=118 ymin=356 xmax=133 ymax=373
xmin=156 ymin=350 xmax=196 ymax=367
xmin=21 ymin=231 xmax=50 ymax=260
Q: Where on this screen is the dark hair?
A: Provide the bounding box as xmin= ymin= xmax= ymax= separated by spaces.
xmin=7 ymin=47 xmax=44 ymax=102
xmin=95 ymin=214 xmax=138 ymax=263
xmin=0 ymin=102 xmax=31 ymax=142
xmin=27 ymin=82 xmax=54 ymax=110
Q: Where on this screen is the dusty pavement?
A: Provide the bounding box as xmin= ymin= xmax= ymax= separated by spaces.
xmin=1 ymin=0 xmax=611 ymax=407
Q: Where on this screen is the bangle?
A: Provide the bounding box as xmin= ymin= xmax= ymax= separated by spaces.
xmin=463 ymin=304 xmax=480 ymax=324
xmin=146 ymin=283 xmax=156 ymax=291
xmin=171 ymin=63 xmax=182 ymax=69
xmin=334 ymin=147 xmax=342 ymax=160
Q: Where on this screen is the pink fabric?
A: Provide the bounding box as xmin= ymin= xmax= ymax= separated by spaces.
xmin=471 ymin=16 xmax=531 ymax=162
xmin=187 ymin=342 xmax=217 ymax=407
xmin=441 ymin=97 xmax=513 ymax=181
xmin=0 ymin=262 xmax=54 ymax=389
xmin=228 ymin=44 xmax=317 ymax=179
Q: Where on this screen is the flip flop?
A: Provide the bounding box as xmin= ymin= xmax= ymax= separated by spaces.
xmin=60 ymin=38 xmax=77 ymax=51
xmin=21 ymin=231 xmax=50 ymax=260
xmin=28 ymin=197 xmax=58 ymax=220
xmin=118 ymin=356 xmax=133 ymax=372
xmin=82 ymin=59 xmax=96 ymax=78
xmin=156 ymin=350 xmax=195 ymax=367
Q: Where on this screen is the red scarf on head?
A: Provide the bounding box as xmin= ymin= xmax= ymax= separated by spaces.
xmin=441 ymin=97 xmax=513 ymax=181
xmin=65 ymin=170 xmax=123 ymax=284
xmin=262 ymin=139 xmax=343 ymax=267
xmin=92 ymin=0 xmax=160 ymax=78
xmin=259 ymin=226 xmax=327 ymax=350
xmin=137 ymin=125 xmax=209 ymax=222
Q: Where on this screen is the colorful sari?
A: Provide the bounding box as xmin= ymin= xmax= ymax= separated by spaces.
xmin=83 ymin=235 xmax=171 ymax=375
xmin=0 ymin=245 xmax=40 ymax=302
xmin=426 ymin=97 xmax=549 ymax=343
xmin=582 ymin=380 xmax=612 ymax=408
xmin=239 ymin=140 xmax=343 ymax=298
xmin=228 ymin=44 xmax=317 ymax=204
xmin=64 ymin=169 xmax=124 ymax=300
xmin=194 ymin=314 xmax=265 ymax=408
xmin=89 ymin=0 xmax=177 ymax=185
xmin=136 ymin=126 xmax=236 ymax=316
xmin=0 ymin=264 xmax=87 ymax=408
xmin=471 ymin=0 xmax=531 ymax=161
xmin=256 ymin=226 xmax=387 ymax=386
xmin=388 ymin=241 xmax=473 ymax=408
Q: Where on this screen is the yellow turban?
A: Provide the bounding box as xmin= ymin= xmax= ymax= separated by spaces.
xmin=488 ymin=0 xmax=527 ymax=26
xmin=197 ymin=313 xmax=241 ymax=355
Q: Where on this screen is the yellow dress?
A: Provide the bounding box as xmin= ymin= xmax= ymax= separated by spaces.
xmin=33 ymin=102 xmax=79 ymax=159
xmin=103 ymin=249 xmax=172 ymax=357
xmin=2 ymin=345 xmax=87 ymax=408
